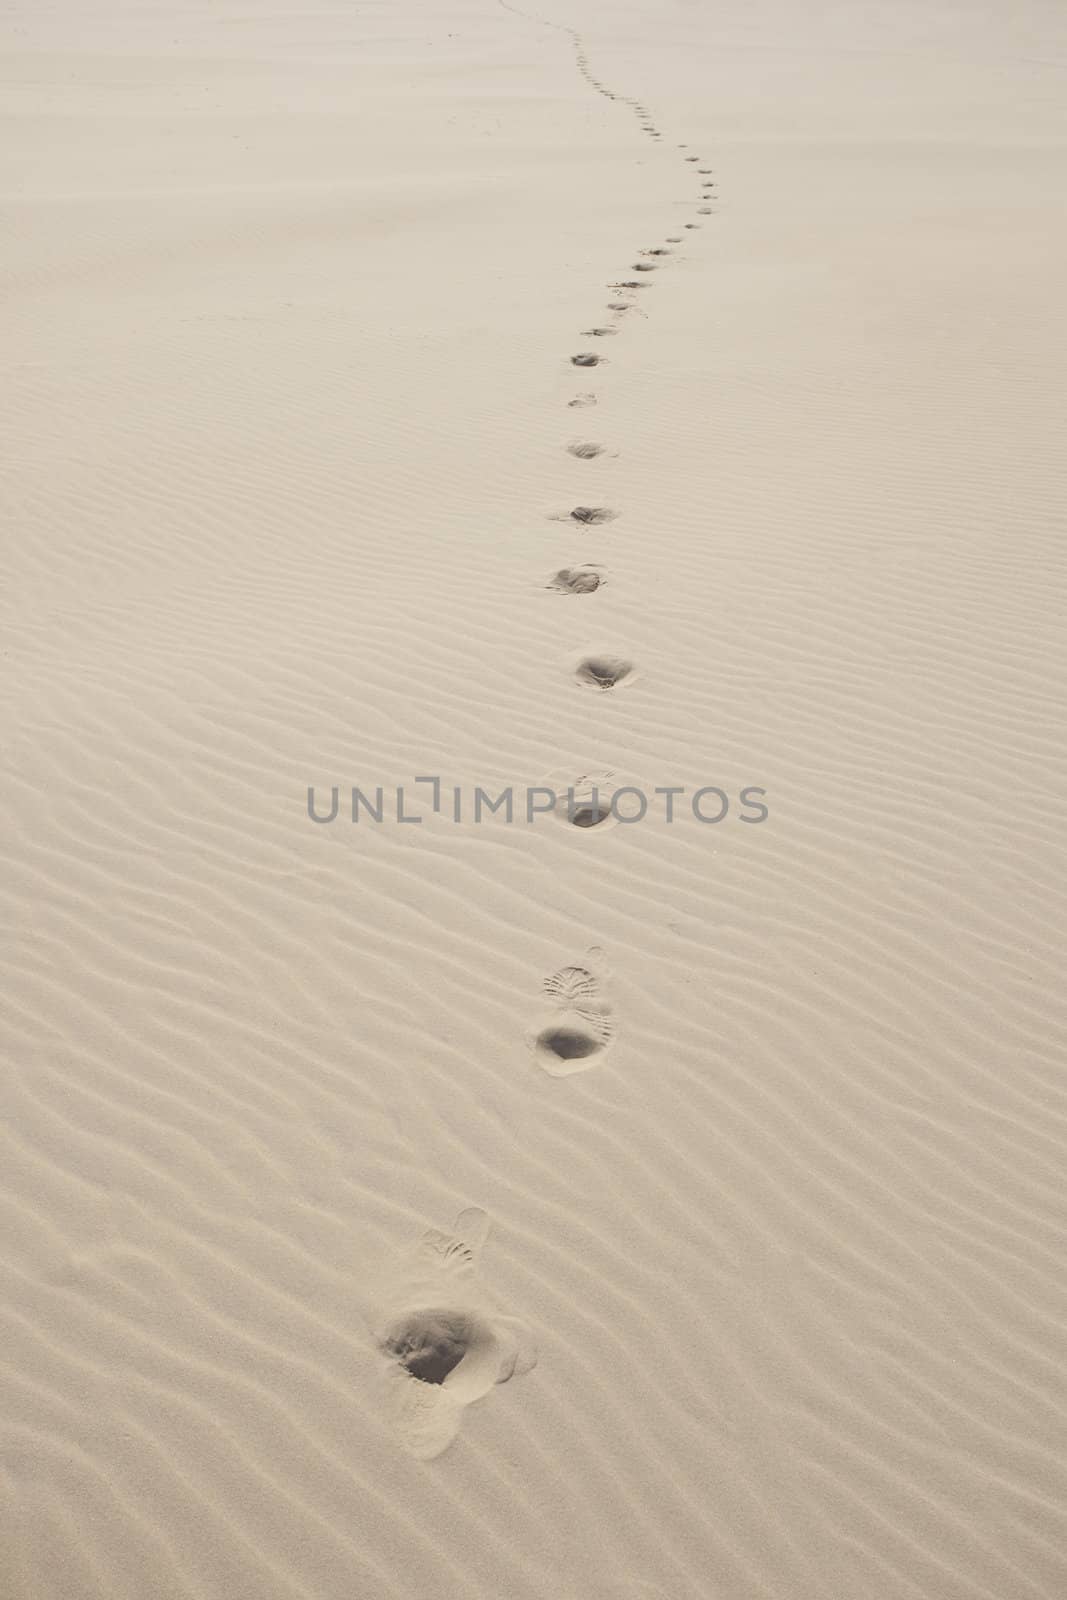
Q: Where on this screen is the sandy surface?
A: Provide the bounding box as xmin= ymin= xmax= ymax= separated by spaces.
xmin=3 ymin=2 xmax=1067 ymax=1597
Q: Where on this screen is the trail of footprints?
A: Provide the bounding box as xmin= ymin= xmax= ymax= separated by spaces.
xmin=553 ymin=21 xmax=715 ymax=830
xmin=375 ymin=11 xmax=716 ymax=1461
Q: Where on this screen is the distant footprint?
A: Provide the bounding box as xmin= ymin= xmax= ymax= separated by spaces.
xmin=529 ymin=950 xmax=615 ymax=1076
xmin=567 ymin=441 xmax=606 ymax=458
xmin=567 ymin=505 xmax=618 ymax=524
xmin=547 ymin=565 xmax=603 ymax=594
xmin=371 ymin=1207 xmax=537 ymax=1459
xmin=573 ymin=652 xmax=635 ymax=690
xmin=568 ymin=392 xmax=597 ymax=407
xmin=571 ymin=352 xmax=603 ymax=367
xmin=581 ymin=326 xmax=617 ymax=337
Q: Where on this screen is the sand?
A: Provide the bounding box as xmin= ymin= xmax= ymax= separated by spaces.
xmin=3 ymin=1 xmax=1067 ymax=1596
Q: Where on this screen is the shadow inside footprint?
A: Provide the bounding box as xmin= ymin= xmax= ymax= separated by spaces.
xmin=570 ymin=802 xmax=612 ymax=827
xmin=570 ymin=505 xmax=617 ymax=524
xmin=382 ymin=1310 xmax=474 ymax=1386
xmin=574 ymin=654 xmax=633 ymax=689
xmin=537 ymin=1025 xmax=601 ymax=1061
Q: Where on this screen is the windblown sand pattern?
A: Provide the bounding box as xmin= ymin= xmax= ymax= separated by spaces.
xmin=3 ymin=1 xmax=1067 ymax=1598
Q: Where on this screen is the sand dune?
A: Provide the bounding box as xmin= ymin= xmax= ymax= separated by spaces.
xmin=3 ymin=1 xmax=1067 ymax=1596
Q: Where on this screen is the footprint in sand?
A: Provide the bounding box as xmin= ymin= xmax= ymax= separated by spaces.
xmin=581 ymin=326 xmax=618 ymax=337
xmin=550 ymin=505 xmax=618 ymax=525
xmin=528 ymin=949 xmax=615 ymax=1075
xmin=566 ymin=441 xmax=606 ymax=458
xmin=547 ymin=565 xmax=603 ymax=594
xmin=572 ymin=652 xmax=636 ymax=691
xmin=371 ymin=1207 xmax=537 ymax=1460
xmin=538 ymin=764 xmax=626 ymax=832
xmin=571 ymin=352 xmax=604 ymax=367
xmin=568 ymin=392 xmax=598 ymax=408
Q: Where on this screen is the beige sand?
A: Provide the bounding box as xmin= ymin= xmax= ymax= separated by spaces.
xmin=3 ymin=1 xmax=1066 ymax=1596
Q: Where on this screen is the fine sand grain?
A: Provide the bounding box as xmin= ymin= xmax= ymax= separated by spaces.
xmin=3 ymin=2 xmax=1067 ymax=1597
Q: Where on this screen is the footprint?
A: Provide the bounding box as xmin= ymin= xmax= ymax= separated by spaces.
xmin=371 ymin=1208 xmax=537 ymax=1459
xmin=665 ymin=236 xmax=683 ymax=243
xmin=568 ymin=392 xmax=597 ymax=408
xmin=581 ymin=326 xmax=617 ymax=337
xmin=684 ymin=223 xmax=700 ymax=229
xmin=640 ymin=248 xmax=670 ymax=257
xmin=536 ymin=762 xmax=638 ymax=834
xmin=698 ymin=207 xmax=713 ymax=214
xmin=684 ymin=155 xmax=700 ymax=162
xmin=609 ymin=280 xmax=649 ymax=290
xmin=567 ymin=442 xmax=606 ymax=458
xmin=529 ymin=950 xmax=615 ymax=1076
xmin=568 ymin=505 xmax=618 ymax=524
xmin=573 ymin=652 xmax=635 ymax=690
xmin=571 ymin=352 xmax=603 ymax=367
xmin=698 ymin=168 xmax=714 ymax=174
xmin=631 ymin=262 xmax=657 ymax=272
xmin=547 ymin=565 xmax=603 ymax=594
